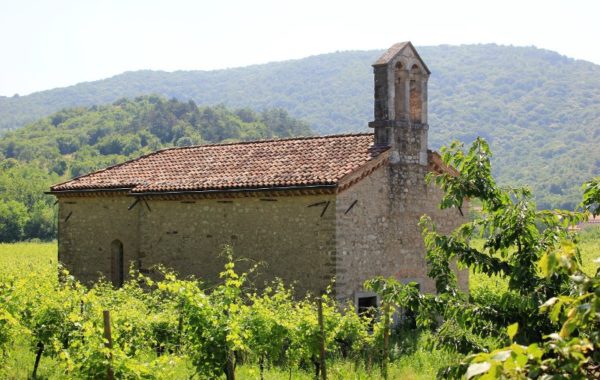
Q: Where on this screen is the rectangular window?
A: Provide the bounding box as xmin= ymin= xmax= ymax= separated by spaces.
xmin=357 ymin=295 xmax=378 ymax=317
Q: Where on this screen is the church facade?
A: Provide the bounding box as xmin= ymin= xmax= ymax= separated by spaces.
xmin=49 ymin=42 xmax=468 ymax=303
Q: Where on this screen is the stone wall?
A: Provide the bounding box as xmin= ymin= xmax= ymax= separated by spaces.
xmin=335 ymin=165 xmax=391 ymax=301
xmin=335 ymin=162 xmax=468 ymax=303
xmin=387 ymin=162 xmax=469 ymax=293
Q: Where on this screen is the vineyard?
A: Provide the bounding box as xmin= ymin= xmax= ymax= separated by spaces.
xmin=0 ymin=243 xmax=457 ymax=379
xmin=1 ymin=139 xmax=599 ymax=379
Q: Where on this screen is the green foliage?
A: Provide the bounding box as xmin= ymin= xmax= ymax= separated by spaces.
xmin=0 ymin=200 xmax=29 ymax=242
xmin=364 ymin=277 xmax=420 ymax=310
xmin=150 ymin=250 xmax=375 ymax=379
xmin=0 ymin=96 xmax=311 ymax=242
xmin=415 ymin=138 xmax=599 ymax=378
xmin=0 ymin=243 xmax=375 ymax=379
xmin=24 ymin=200 xmax=56 ymax=240
xmin=2 ymin=239 xmax=599 ymax=378
xmin=460 ymin=240 xmax=599 ymax=378
xmin=0 ymin=157 xmax=59 ymax=242
xmin=242 ymin=283 xmax=295 ymax=372
xmin=582 ymin=177 xmax=600 ymax=216
xmin=0 ymin=279 xmax=21 ymax=367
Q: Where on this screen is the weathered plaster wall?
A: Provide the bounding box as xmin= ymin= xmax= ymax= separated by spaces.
xmin=58 ymin=194 xmax=337 ymax=296
xmin=138 ymin=195 xmax=337 ymax=296
xmin=57 ymin=196 xmax=140 ymax=284
xmin=335 ymin=162 xmax=468 ymax=302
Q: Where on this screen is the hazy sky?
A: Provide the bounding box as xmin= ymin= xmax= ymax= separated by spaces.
xmin=1 ymin=0 xmax=599 ymax=96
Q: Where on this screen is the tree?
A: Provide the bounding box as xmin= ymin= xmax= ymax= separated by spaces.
xmin=24 ymin=201 xmax=56 ymax=240
xmin=582 ymin=177 xmax=600 ymax=216
xmin=56 ymin=135 xmax=81 ymax=154
xmin=415 ymin=138 xmax=598 ymax=378
xmin=0 ymin=200 xmax=29 ymax=242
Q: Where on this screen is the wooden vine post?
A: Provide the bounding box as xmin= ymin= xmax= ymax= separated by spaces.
xmin=103 ymin=310 xmax=114 ymax=380
xmin=224 ymin=309 xmax=235 ymax=380
xmin=32 ymin=342 xmax=44 ymax=379
xmin=382 ymin=303 xmax=390 ymax=380
xmin=176 ymin=299 xmax=185 ymax=353
xmin=226 ymin=349 xmax=235 ymax=380
xmin=317 ymin=296 xmax=327 ymax=380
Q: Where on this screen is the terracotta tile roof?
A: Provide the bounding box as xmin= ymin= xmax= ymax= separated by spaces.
xmin=50 ymin=133 xmax=390 ymax=195
xmin=373 ymin=41 xmax=410 ymax=66
xmin=372 ymin=41 xmax=431 ymax=74
xmin=585 ymin=215 xmax=600 ymax=224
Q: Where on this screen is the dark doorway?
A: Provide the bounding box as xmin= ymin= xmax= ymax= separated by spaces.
xmin=357 ymin=295 xmax=378 ymax=318
xmin=110 ymin=240 xmax=124 ymax=288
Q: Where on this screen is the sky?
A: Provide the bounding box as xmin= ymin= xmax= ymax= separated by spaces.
xmin=1 ymin=0 xmax=599 ymax=96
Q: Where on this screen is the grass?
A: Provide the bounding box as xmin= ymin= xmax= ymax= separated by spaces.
xmin=577 ymin=226 xmax=600 ymax=275
xmin=0 ymin=241 xmax=57 ymax=276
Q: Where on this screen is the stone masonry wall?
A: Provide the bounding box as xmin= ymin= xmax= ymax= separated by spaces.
xmin=335 ymin=166 xmax=391 ymax=302
xmin=335 ymin=162 xmax=468 ymax=303
xmin=58 ymin=194 xmax=338 ymax=296
xmin=387 ymin=162 xmax=469 ymax=293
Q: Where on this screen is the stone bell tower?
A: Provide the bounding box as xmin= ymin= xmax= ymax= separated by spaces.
xmin=369 ymin=42 xmax=430 ymax=165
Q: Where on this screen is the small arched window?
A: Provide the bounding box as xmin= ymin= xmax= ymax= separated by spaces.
xmin=110 ymin=240 xmax=124 ymax=288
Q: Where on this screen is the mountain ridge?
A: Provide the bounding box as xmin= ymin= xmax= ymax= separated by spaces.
xmin=3 ymin=43 xmax=594 ymax=101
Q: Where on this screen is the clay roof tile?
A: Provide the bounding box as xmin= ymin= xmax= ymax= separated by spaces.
xmin=50 ymin=133 xmax=390 ymax=194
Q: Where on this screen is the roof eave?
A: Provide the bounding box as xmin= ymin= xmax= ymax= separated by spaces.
xmin=45 ymin=187 xmax=134 ymax=195
xmin=47 ymin=184 xmax=339 ymax=198
xmin=131 ymin=184 xmax=338 ymax=197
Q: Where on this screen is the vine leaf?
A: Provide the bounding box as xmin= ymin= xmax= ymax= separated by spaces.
xmin=466 ymin=362 xmax=491 ymax=379
xmin=507 ymin=323 xmax=518 ymax=341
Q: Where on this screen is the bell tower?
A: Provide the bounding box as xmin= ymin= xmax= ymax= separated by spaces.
xmin=369 ymin=42 xmax=430 ymax=166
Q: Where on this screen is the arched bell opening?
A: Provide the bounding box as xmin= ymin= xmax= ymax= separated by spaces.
xmin=394 ymin=61 xmax=408 ymax=120
xmin=409 ymin=64 xmax=423 ymax=124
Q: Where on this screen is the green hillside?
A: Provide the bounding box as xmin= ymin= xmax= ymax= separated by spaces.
xmin=0 ymin=96 xmax=311 ymax=241
xmin=0 ymin=44 xmax=598 ymax=209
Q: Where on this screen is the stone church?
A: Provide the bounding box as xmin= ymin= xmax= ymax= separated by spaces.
xmin=49 ymin=42 xmax=468 ymax=303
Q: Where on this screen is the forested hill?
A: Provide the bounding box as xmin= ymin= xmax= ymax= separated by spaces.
xmin=0 ymin=97 xmax=311 ymax=242
xmin=1 ymin=44 xmax=599 ymax=209
xmin=4 ymin=44 xmax=600 ymax=135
